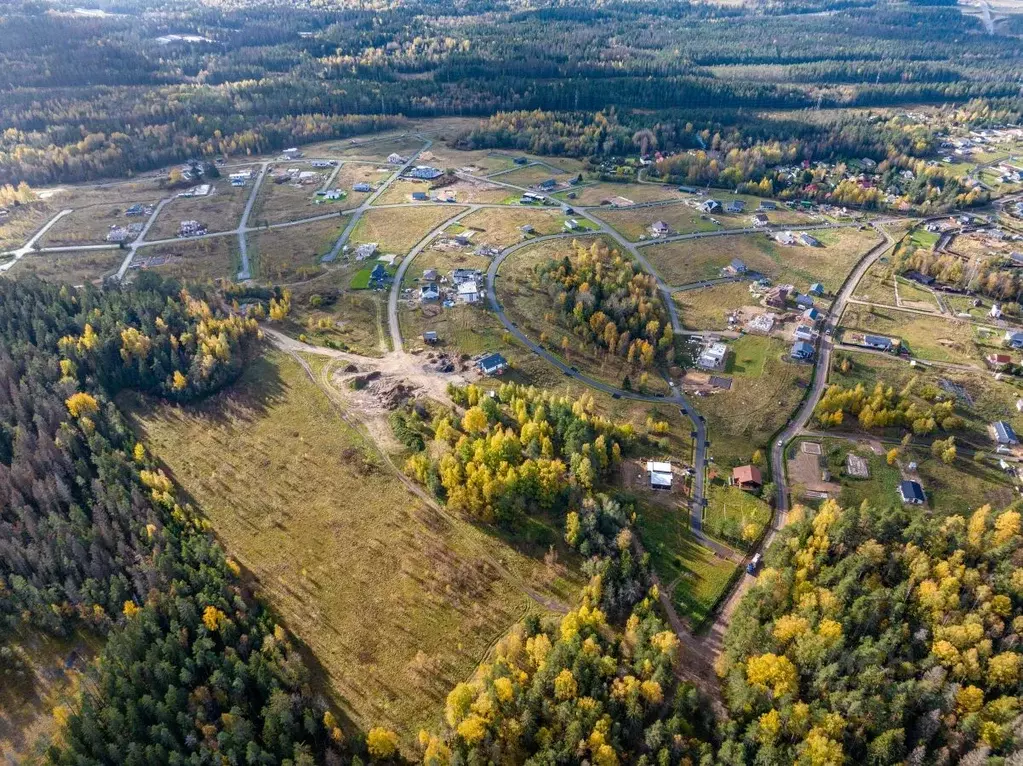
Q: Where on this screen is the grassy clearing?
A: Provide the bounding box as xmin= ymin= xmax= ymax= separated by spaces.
xmin=372 ymin=179 xmax=436 ymax=205
xmin=351 ymin=206 xmax=466 ymax=255
xmin=906 ymin=228 xmax=939 ymax=250
xmin=0 ymin=202 xmax=59 ymax=251
xmin=40 ymin=200 xmax=159 ymax=248
xmin=133 ymin=236 xmax=239 ymax=281
xmin=796 ymin=437 xmax=902 ymax=511
xmin=249 ymin=218 xmax=342 ymax=282
xmin=250 ymin=177 xmax=337 ymax=227
xmin=121 ymin=350 xmax=578 ymax=740
xmin=492 ymin=164 xmax=571 ymax=187
xmin=422 ymin=147 xmax=516 ymax=175
xmin=852 ymin=259 xmax=896 ymax=304
xmin=908 ymin=446 xmax=1016 ymax=515
xmin=839 ymin=304 xmax=990 ymax=366
xmin=894 ymin=276 xmax=940 ymax=311
xmin=8 ymin=249 xmax=124 ymax=284
xmin=648 ymin=228 xmax=879 ymax=293
xmin=331 ymin=135 xmax=427 ymax=163
xmin=0 ymin=630 xmax=101 ymax=763
xmin=702 ymin=480 xmax=771 ymax=549
xmin=700 ymin=336 xmax=811 ymax=467
xmin=675 ymin=282 xmax=756 ymax=331
xmin=148 ymin=184 xmax=249 ymax=239
xmin=455 ymin=207 xmax=573 ymax=248
xmin=592 ymin=201 xmax=716 ymax=241
xmin=553 ymin=182 xmax=682 ymax=206
xmin=633 ymin=500 xmax=736 ymax=627
xmin=289 ymin=280 xmax=387 ymax=356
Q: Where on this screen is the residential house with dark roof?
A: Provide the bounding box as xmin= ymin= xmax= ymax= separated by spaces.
xmin=478 ymin=353 xmax=508 ymax=376
xmin=791 ymin=340 xmax=814 ymax=360
xmin=899 ymin=480 xmax=925 ymax=505
xmin=993 ymin=420 xmax=1019 ymax=445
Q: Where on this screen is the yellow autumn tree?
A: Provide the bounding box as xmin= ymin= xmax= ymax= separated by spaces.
xmin=66 ymin=392 xmax=99 ymax=418
xmin=366 ymin=726 xmax=399 ymax=758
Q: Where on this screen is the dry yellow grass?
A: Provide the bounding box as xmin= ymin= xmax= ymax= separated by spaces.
xmin=133 ymin=236 xmax=239 ymax=281
xmin=148 ymin=184 xmax=249 ymax=239
xmin=8 ymin=249 xmax=125 ymax=285
xmin=555 ymin=182 xmax=683 ymax=206
xmin=456 ymin=207 xmax=570 ymax=248
xmin=350 ymin=206 xmax=467 ymax=254
xmin=675 ymin=282 xmax=758 ymax=331
xmin=250 ymin=218 xmax=343 ymax=282
xmin=121 ymin=350 xmax=577 ymax=740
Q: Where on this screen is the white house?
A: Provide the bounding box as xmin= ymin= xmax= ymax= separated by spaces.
xmin=698 ymin=342 xmax=728 ymax=370
xmin=457 ymin=281 xmax=480 ymax=304
xmin=646 ymin=461 xmax=673 ymax=490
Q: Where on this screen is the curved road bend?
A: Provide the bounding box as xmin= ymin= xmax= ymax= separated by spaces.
xmin=483 ymin=235 xmax=731 ymax=555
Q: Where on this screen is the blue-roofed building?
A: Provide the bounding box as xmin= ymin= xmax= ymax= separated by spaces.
xmin=725 ymin=258 xmax=747 ymax=275
xmin=725 ymin=200 xmax=745 ymax=214
xmin=791 ymin=341 xmax=814 ymax=360
xmin=478 ymin=353 xmax=508 ymax=376
xmin=809 ymin=282 xmax=825 ymax=296
xmin=1005 ymin=331 xmax=1023 ymax=349
xmin=411 ymin=191 xmax=428 ymax=201
xmin=537 ymin=179 xmax=558 ymax=191
xmin=803 ymin=307 xmax=822 ymax=323
xmin=369 ymin=263 xmax=388 ymax=284
xmin=407 ymin=166 xmax=443 ymax=180
xmin=514 ymin=157 xmax=528 ymax=165
xmin=899 ymin=480 xmax=925 ymax=505
xmin=794 ymin=294 xmax=814 ymax=309
xmin=353 ymin=182 xmax=372 ymax=192
xmin=994 ymin=420 xmax=1019 ymax=445
xmin=864 ymin=334 xmax=893 ymax=351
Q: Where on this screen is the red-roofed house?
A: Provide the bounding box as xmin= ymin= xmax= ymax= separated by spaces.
xmin=732 ymin=465 xmax=763 ymax=490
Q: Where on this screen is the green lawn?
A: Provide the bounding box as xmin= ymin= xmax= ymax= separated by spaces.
xmin=350 ymin=267 xmax=372 ymax=289
xmin=633 ymin=499 xmax=737 ymax=629
xmin=702 ymin=481 xmax=771 ymax=550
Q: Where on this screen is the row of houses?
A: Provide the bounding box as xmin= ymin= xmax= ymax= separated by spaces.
xmin=419 ymin=267 xmax=484 ymax=305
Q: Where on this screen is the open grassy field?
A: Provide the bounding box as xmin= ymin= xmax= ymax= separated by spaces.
xmin=0 ymin=202 xmax=59 ymax=251
xmin=148 ymin=184 xmax=248 ymax=239
xmin=288 ymin=279 xmax=388 ymax=356
xmin=633 ymin=499 xmax=737 ymax=628
xmin=454 ymin=207 xmax=575 ymax=248
xmin=675 ymin=281 xmax=756 ymax=331
xmin=702 ymin=480 xmax=771 ymax=550
xmin=420 ymin=147 xmax=516 ymax=175
xmin=39 ymin=196 xmax=162 ymax=248
xmin=553 ymin=182 xmax=683 ymax=206
xmin=249 ymin=218 xmax=342 ymax=282
xmin=330 ymin=134 xmax=428 ymax=163
xmin=495 ymin=234 xmax=671 ymax=395
xmin=372 ymin=179 xmax=438 ymax=205
xmin=592 ymin=201 xmax=718 ymax=240
xmin=700 ymin=335 xmax=812 ymax=467
xmin=7 ymin=248 xmax=125 ymax=284
xmin=250 ymin=175 xmax=343 ymax=226
xmin=793 ymin=437 xmax=902 ymax=511
xmin=894 ymin=275 xmax=941 ymax=312
xmin=851 ymin=259 xmax=896 ymax=304
xmin=0 ymin=630 xmax=101 ymax=763
xmin=491 ymin=164 xmax=572 ymax=188
xmin=350 ymin=206 xmax=466 ymax=255
xmin=647 ymin=228 xmax=880 ymax=292
xmin=838 ymin=304 xmax=992 ymax=366
xmin=132 ymin=236 xmax=239 ymax=281
xmin=121 ymin=350 xmax=578 ymax=741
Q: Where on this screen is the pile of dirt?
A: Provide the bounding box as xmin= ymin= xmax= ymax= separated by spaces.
xmin=367 ymin=379 xmax=417 ymax=410
xmin=424 ymin=352 xmax=455 ymax=373
xmin=349 ymin=370 xmax=381 ymax=390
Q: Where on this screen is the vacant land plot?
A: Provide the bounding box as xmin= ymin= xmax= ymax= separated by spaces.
xmin=909 ymin=447 xmax=1016 ymax=515
xmin=455 ymin=207 xmax=574 ymax=248
xmin=839 ymin=304 xmax=989 ymax=366
xmin=148 ymin=184 xmax=248 ymax=239
xmin=250 ymin=218 xmax=342 ymax=282
xmin=133 ymin=236 xmax=239 ymax=281
xmin=289 ymin=284 xmax=387 ymax=357
xmin=702 ymin=481 xmax=771 ymax=550
xmin=593 ymin=201 xmax=718 ymax=240
xmin=852 ymin=259 xmax=896 ymax=304
xmin=633 ymin=500 xmax=736 ymax=628
xmin=492 ymin=164 xmax=572 ymax=188
xmin=122 ymin=351 xmax=575 ymax=739
xmin=250 ymin=177 xmax=337 ymax=226
xmin=40 ymin=199 xmax=160 ymax=248
xmin=7 ymin=248 xmax=124 ymax=284
xmin=350 ymin=206 xmax=466 ymax=255
xmin=0 ymin=202 xmax=59 ymax=251
xmin=675 ymin=281 xmax=756 ymax=331
xmin=649 ymin=228 xmax=879 ymax=293
xmin=554 ymin=182 xmax=682 ymax=207
xmin=330 ymin=134 xmax=428 ymax=163
xmin=700 ymin=336 xmax=811 ymax=466
xmin=422 ymin=147 xmax=516 ymax=175
xmin=894 ymin=276 xmax=940 ymax=312
xmin=334 ymin=163 xmax=383 ymax=200
xmin=401 ymin=245 xmax=491 ymax=287
xmin=373 ymin=179 xmax=440 ymax=206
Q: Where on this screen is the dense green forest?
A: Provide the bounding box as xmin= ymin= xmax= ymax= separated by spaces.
xmin=2 ymin=0 xmax=1022 ymax=184
xmin=0 ymin=276 xmax=355 ymax=763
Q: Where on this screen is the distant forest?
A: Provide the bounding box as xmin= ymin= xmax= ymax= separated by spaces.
xmin=1 ymin=0 xmax=1022 ymax=184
